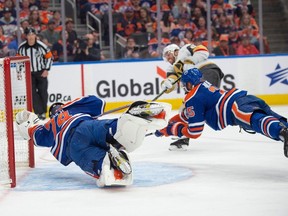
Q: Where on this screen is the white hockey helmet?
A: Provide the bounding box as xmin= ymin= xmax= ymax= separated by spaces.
xmin=162 ymin=44 xmax=180 ymax=63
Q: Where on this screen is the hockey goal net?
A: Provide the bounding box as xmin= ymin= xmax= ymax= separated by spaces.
xmin=0 ymin=56 xmax=34 ymax=188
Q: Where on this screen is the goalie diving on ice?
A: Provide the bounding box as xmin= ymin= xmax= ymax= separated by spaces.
xmin=16 ymin=95 xmax=171 ymax=187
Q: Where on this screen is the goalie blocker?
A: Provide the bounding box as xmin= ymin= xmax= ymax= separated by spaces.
xmin=15 ymin=98 xmax=171 ymax=187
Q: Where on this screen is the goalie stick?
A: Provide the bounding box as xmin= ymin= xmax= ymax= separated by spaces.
xmin=94 ymin=76 xmax=181 ymax=119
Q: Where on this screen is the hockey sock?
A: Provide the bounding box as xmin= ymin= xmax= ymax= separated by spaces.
xmin=251 ymin=112 xmax=282 ymax=140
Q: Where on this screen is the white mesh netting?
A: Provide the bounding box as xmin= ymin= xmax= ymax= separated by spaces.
xmin=0 ymin=58 xmax=31 ymax=186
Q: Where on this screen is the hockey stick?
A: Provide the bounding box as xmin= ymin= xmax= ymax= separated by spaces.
xmin=145 ymin=132 xmax=155 ymax=137
xmin=95 ymin=76 xmax=181 ymax=118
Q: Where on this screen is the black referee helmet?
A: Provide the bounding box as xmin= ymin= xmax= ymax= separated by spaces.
xmin=24 ymin=27 xmax=37 ymax=35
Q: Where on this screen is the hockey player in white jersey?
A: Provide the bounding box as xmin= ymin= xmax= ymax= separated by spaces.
xmin=15 ymin=95 xmax=171 ymax=187
xmin=161 ymin=43 xmax=224 ymax=151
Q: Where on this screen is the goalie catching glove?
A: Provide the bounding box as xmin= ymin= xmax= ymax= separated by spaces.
xmin=127 ymin=101 xmax=165 ymax=118
xmin=15 ymin=110 xmax=42 ymax=140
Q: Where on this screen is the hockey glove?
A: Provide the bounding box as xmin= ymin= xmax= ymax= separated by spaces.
xmin=15 ymin=110 xmax=40 ymax=140
xmin=156 ymin=122 xmax=185 ymax=137
xmin=161 ymin=77 xmax=176 ymax=93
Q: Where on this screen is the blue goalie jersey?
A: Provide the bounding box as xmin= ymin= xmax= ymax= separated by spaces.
xmin=29 ymin=95 xmax=106 ymax=165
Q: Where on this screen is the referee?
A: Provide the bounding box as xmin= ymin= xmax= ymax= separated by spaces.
xmin=17 ymin=27 xmax=53 ymax=120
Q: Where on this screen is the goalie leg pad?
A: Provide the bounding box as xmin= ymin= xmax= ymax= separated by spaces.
xmin=113 ymin=113 xmax=148 ymax=152
xmin=114 ymin=102 xmax=172 ymax=152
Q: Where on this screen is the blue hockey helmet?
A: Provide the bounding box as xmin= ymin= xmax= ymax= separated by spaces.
xmin=181 ymin=68 xmax=203 ymax=91
xmin=49 ymin=102 xmax=64 ymax=118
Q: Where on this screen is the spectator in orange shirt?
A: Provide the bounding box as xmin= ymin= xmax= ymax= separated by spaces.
xmin=213 ymin=34 xmax=236 ymax=56
xmin=147 ymin=33 xmax=171 ymax=58
xmin=19 ymin=0 xmax=31 ymax=20
xmin=236 ymin=34 xmax=259 ymax=55
xmin=116 ymin=6 xmax=141 ymax=38
xmin=212 ymin=0 xmax=233 ymax=21
xmin=51 ymin=10 xmax=62 ymax=32
xmin=150 ymin=0 xmax=170 ymax=21
xmin=194 ymin=16 xmax=218 ymax=41
xmin=38 ymin=0 xmax=53 ymax=25
xmin=0 ymin=26 xmax=9 ymax=57
xmin=114 ymin=0 xmax=130 ymax=13
xmin=170 ymin=13 xmax=198 ymax=41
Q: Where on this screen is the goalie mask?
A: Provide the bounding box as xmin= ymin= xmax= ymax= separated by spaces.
xmin=49 ymin=102 xmax=64 ymax=118
xmin=181 ymin=68 xmax=203 ymax=92
xmin=162 ymin=44 xmax=180 ymax=64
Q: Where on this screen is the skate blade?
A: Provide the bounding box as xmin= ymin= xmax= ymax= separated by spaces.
xmin=113 ymin=157 xmax=132 ymax=175
xmin=169 ymin=145 xmax=188 ymax=151
xmin=118 ymin=160 xmax=132 ymax=175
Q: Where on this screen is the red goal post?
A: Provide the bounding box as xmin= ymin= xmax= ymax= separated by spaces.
xmin=0 ymin=56 xmax=34 ymax=188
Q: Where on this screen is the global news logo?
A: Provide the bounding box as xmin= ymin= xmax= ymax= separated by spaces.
xmin=266 ymin=64 xmax=288 ymax=86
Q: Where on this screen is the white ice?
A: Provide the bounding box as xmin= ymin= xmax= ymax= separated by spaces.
xmin=0 ymin=106 xmax=288 ymax=216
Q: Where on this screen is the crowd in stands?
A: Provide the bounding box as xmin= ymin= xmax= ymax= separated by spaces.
xmin=0 ymin=0 xmax=271 ymax=62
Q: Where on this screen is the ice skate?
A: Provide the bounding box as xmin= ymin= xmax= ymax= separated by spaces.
xmin=279 ymin=127 xmax=288 ymax=157
xmin=169 ymin=137 xmax=189 ymax=151
xmin=108 ymin=146 xmax=132 ymax=175
xmin=96 ymin=155 xmax=133 ymax=187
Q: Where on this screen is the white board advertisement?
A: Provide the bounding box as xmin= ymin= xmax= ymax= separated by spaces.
xmin=47 ymin=64 xmax=82 ymax=105
xmin=47 ymin=55 xmax=288 ymax=106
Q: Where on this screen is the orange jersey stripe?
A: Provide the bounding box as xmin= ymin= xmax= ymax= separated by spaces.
xmin=231 ymin=102 xmax=252 ymax=125
xmin=193 ymin=45 xmax=208 ymax=52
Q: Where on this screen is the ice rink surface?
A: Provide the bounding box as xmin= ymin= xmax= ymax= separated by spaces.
xmin=0 ymin=106 xmax=288 ymax=216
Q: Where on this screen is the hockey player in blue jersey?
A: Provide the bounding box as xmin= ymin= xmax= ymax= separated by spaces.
xmin=161 ymin=43 xmax=224 ymax=151
xmin=156 ymin=68 xmax=288 ymax=157
xmin=16 ymin=95 xmax=171 ymax=187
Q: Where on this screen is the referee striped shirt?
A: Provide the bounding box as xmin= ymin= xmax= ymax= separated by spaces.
xmin=17 ymin=40 xmax=53 ymax=73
